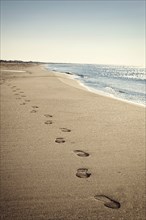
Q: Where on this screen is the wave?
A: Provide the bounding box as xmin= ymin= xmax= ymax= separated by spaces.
xmin=46 ymin=63 xmax=146 ymax=106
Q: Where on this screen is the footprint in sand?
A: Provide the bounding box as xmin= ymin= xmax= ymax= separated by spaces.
xmin=74 ymin=150 xmax=89 ymax=157
xmin=94 ymin=195 xmax=120 ymax=209
xmin=44 ymin=120 xmax=53 ymax=125
xmin=14 ymin=93 xmax=19 ymax=96
xmin=19 ymin=91 xmax=24 ymax=94
xmin=25 ymin=99 xmax=30 ymax=102
xmin=60 ymin=128 xmax=71 ymax=132
xmin=55 ymin=137 xmax=65 ymax=143
xmin=30 ymin=109 xmax=37 ymax=113
xmin=21 ymin=95 xmax=26 ymax=97
xmin=32 ymin=106 xmax=39 ymax=109
xmin=76 ymin=168 xmax=91 ymax=178
xmin=20 ymin=102 xmax=26 ymax=105
xmin=44 ymin=114 xmax=53 ymax=118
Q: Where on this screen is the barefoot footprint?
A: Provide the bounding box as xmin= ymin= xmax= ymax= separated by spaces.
xmin=30 ymin=110 xmax=37 ymax=113
xmin=55 ymin=137 xmax=65 ymax=143
xmin=44 ymin=114 xmax=53 ymax=118
xmin=20 ymin=103 xmax=26 ymax=105
xmin=25 ymin=100 xmax=30 ymax=102
xmin=44 ymin=120 xmax=52 ymax=125
xmin=94 ymin=195 xmax=121 ymax=209
xmin=32 ymin=106 xmax=39 ymax=109
xmin=74 ymin=150 xmax=89 ymax=157
xmin=76 ymin=168 xmax=91 ymax=178
xmin=60 ymin=128 xmax=71 ymax=132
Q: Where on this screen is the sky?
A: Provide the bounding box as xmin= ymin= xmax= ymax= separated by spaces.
xmin=1 ymin=0 xmax=145 ymax=66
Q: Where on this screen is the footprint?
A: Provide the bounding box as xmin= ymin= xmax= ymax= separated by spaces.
xmin=74 ymin=150 xmax=89 ymax=157
xmin=19 ymin=91 xmax=24 ymax=94
xmin=94 ymin=195 xmax=121 ymax=209
xmin=55 ymin=137 xmax=65 ymax=143
xmin=21 ymin=95 xmax=26 ymax=97
xmin=32 ymin=106 xmax=39 ymax=109
xmin=76 ymin=168 xmax=91 ymax=178
xmin=20 ymin=103 xmax=26 ymax=105
xmin=14 ymin=93 xmax=19 ymax=96
xmin=60 ymin=128 xmax=71 ymax=132
xmin=44 ymin=114 xmax=53 ymax=118
xmin=25 ymin=100 xmax=30 ymax=102
xmin=30 ymin=110 xmax=37 ymax=113
xmin=44 ymin=120 xmax=52 ymax=125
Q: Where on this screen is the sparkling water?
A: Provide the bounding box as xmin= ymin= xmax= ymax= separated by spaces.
xmin=46 ymin=63 xmax=146 ymax=106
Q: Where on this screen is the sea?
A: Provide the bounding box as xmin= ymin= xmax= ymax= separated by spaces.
xmin=45 ymin=63 xmax=146 ymax=107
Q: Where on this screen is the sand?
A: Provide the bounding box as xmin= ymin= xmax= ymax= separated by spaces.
xmin=0 ymin=63 xmax=145 ymax=220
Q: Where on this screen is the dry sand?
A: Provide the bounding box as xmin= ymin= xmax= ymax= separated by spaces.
xmin=0 ymin=63 xmax=145 ymax=220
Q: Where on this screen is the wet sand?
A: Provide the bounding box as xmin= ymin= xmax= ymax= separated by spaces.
xmin=0 ymin=63 xmax=145 ymax=220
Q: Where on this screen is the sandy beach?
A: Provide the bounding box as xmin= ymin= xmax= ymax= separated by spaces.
xmin=0 ymin=63 xmax=145 ymax=220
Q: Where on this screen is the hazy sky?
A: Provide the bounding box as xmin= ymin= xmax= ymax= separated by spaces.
xmin=1 ymin=0 xmax=145 ymax=66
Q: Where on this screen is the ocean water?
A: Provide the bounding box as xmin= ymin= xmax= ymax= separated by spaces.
xmin=45 ymin=63 xmax=146 ymax=107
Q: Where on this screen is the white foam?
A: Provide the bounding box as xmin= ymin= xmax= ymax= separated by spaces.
xmin=78 ymin=81 xmax=146 ymax=108
xmin=44 ymin=64 xmax=146 ymax=108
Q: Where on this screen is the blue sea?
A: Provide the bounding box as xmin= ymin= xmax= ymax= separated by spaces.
xmin=45 ymin=63 xmax=146 ymax=107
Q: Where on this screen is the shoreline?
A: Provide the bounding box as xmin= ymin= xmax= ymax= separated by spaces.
xmin=1 ymin=63 xmax=145 ymax=220
xmin=42 ymin=65 xmax=145 ymax=108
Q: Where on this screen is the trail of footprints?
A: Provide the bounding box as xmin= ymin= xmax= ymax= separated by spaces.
xmin=6 ymin=82 xmax=121 ymax=210
xmin=43 ymin=113 xmax=120 ymax=210
xmin=8 ymin=83 xmax=34 ymax=110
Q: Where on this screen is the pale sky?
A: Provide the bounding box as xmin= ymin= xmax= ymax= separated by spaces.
xmin=1 ymin=0 xmax=145 ymax=66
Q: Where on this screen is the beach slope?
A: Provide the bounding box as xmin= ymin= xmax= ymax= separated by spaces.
xmin=0 ymin=63 xmax=145 ymax=220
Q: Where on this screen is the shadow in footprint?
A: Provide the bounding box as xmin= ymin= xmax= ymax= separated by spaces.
xmin=76 ymin=168 xmax=91 ymax=178
xmin=30 ymin=110 xmax=37 ymax=113
xmin=60 ymin=128 xmax=71 ymax=132
xmin=94 ymin=195 xmax=120 ymax=209
xmin=55 ymin=137 xmax=65 ymax=143
xmin=25 ymin=100 xmax=30 ymax=102
xmin=20 ymin=103 xmax=26 ymax=105
xmin=32 ymin=106 xmax=39 ymax=109
xmin=44 ymin=114 xmax=53 ymax=118
xmin=74 ymin=150 xmax=89 ymax=157
xmin=44 ymin=120 xmax=52 ymax=125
